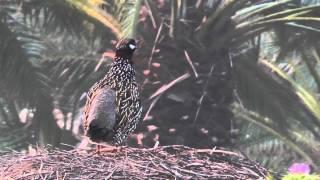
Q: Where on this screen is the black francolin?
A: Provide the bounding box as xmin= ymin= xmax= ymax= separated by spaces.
xmin=83 ymin=38 xmax=142 ymax=152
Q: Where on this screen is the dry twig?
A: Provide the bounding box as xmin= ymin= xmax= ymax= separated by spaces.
xmin=0 ymin=145 xmax=268 ymax=179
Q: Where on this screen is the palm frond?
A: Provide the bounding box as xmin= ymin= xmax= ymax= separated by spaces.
xmin=235 ymin=4 xmax=320 ymax=35
xmin=0 ymin=9 xmax=49 ymax=104
xmin=0 ymin=4 xmax=63 ymax=147
xmin=65 ymin=0 xmax=143 ymax=39
xmin=301 ymin=48 xmax=320 ymax=91
xmin=233 ymin=104 xmax=318 ymax=166
xmin=233 ymin=51 xmax=320 ymax=165
xmin=19 ymin=0 xmax=113 ymax=39
xmin=0 ymin=126 xmax=32 ymax=151
xmin=113 ymin=0 xmax=143 ymax=38
xmin=237 ymin=119 xmax=300 ymax=170
xmin=199 ymin=0 xmax=251 ymax=41
xmin=64 ymin=0 xmax=122 ymax=38
xmin=261 ymin=59 xmax=320 ymax=123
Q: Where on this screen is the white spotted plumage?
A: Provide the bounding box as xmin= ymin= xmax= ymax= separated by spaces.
xmin=83 ymin=39 xmax=142 ymax=146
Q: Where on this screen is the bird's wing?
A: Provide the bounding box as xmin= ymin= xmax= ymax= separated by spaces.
xmin=113 ymin=82 xmax=142 ymax=143
xmin=83 ymin=82 xmax=116 ymax=134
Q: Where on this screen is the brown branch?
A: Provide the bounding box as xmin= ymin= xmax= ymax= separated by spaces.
xmin=149 ymin=73 xmax=191 ymax=99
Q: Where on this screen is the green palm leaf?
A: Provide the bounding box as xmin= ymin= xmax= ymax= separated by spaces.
xmin=65 ymin=0 xmax=143 ymax=39
xmin=233 ymin=52 xmax=320 ymax=165
xmin=0 ymin=10 xmax=49 ymax=104
xmin=261 ymin=59 xmax=320 ymax=122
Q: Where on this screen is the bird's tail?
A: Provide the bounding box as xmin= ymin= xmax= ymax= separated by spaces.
xmin=86 ymin=119 xmax=113 ymax=142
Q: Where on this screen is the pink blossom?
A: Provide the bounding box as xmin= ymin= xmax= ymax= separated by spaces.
xmin=288 ymin=163 xmax=311 ymax=174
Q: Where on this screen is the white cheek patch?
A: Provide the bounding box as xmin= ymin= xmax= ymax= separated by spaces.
xmin=129 ymin=44 xmax=136 ymax=50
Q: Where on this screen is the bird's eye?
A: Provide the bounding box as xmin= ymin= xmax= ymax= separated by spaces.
xmin=129 ymin=44 xmax=136 ymax=50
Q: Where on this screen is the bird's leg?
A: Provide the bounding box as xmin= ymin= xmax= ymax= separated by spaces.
xmin=120 ymin=142 xmax=128 ymax=151
xmin=96 ymin=144 xmax=102 ymax=155
xmin=98 ymin=144 xmax=121 ymax=153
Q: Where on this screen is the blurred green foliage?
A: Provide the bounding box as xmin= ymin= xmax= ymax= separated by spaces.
xmin=282 ymin=174 xmax=320 ymax=180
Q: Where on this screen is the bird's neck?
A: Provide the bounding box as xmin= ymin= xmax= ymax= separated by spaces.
xmin=114 ymin=56 xmax=132 ymax=64
xmin=115 ymin=51 xmax=133 ymax=60
xmin=106 ymin=58 xmax=136 ymax=91
xmin=112 ymin=57 xmax=132 ymax=68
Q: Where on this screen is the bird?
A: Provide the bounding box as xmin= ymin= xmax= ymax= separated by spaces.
xmin=83 ymin=38 xmax=142 ymax=153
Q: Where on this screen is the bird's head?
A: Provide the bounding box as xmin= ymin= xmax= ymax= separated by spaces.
xmin=114 ymin=38 xmax=137 ymax=61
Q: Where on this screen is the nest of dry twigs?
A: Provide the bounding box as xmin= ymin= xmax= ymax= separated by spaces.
xmin=0 ymin=145 xmax=268 ymax=179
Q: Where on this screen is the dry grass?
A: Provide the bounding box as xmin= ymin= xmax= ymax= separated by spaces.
xmin=0 ymin=145 xmax=268 ymax=179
